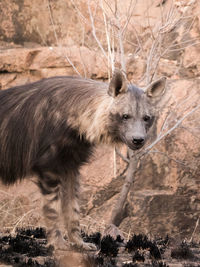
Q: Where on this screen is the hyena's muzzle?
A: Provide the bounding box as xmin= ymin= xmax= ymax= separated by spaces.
xmin=121 ymin=113 xmax=155 ymax=150
xmin=125 ymin=120 xmax=148 ymax=150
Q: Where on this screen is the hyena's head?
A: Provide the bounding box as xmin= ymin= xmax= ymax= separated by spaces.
xmin=107 ymin=70 xmax=166 ymax=150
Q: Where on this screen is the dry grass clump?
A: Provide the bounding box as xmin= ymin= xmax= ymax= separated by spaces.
xmin=0 ymin=190 xmax=41 ymax=233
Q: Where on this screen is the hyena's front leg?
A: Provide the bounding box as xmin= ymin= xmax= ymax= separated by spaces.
xmin=37 ymin=172 xmax=69 ymax=250
xmin=61 ymin=171 xmax=96 ymax=251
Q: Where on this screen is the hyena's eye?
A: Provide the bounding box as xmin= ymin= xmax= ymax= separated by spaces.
xmin=122 ymin=114 xmax=130 ymax=120
xmin=143 ymin=115 xmax=151 ymax=122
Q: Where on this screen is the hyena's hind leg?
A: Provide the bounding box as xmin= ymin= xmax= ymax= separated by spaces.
xmin=36 ymin=171 xmax=69 ymax=250
xmin=60 ymin=171 xmax=96 ymax=251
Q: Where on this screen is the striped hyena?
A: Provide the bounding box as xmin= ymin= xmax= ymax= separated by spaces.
xmin=0 ymin=70 xmax=166 ymax=250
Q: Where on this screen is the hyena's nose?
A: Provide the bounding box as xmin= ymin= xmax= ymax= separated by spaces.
xmin=132 ymin=137 xmax=145 ymax=145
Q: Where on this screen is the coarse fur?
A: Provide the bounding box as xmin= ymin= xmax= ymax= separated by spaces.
xmin=0 ymin=70 xmax=166 ymax=250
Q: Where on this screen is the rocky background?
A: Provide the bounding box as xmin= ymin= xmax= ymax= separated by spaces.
xmin=0 ymin=0 xmax=200 ymax=248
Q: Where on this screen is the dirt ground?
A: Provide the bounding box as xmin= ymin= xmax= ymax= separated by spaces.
xmin=1 ymin=146 xmax=200 ymax=267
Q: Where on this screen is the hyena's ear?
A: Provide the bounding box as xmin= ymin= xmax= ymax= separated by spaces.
xmin=146 ymin=77 xmax=166 ymax=98
xmin=108 ymin=69 xmax=128 ymax=97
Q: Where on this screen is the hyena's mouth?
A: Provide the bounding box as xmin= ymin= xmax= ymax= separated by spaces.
xmin=120 ymin=137 xmax=145 ymax=151
xmin=128 ymin=143 xmax=144 ymax=150
xmin=126 ymin=140 xmax=146 ymax=151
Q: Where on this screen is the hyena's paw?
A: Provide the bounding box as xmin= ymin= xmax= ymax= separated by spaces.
xmin=55 ymin=239 xmax=70 ymax=251
xmin=49 ymin=235 xmax=70 ymax=251
xmin=70 ymin=240 xmax=97 ymax=251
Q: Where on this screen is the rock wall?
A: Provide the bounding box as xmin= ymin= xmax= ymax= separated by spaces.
xmin=123 ymin=78 xmax=200 ymax=240
xmin=0 ymin=46 xmax=107 ymax=89
xmin=0 ymin=0 xmax=200 ymax=240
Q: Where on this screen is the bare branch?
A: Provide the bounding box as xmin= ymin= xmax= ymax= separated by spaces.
xmin=114 ymin=2 xmax=126 ymax=73
xmin=11 ymin=209 xmax=36 ymax=234
xmin=47 ymin=0 xmax=59 ymax=46
xmin=87 ymin=0 xmax=108 ymax=59
xmin=149 ymin=149 xmax=187 ymax=166
xmin=115 ymin=148 xmax=130 ymax=164
xmin=189 ymin=216 xmax=199 ymax=243
xmin=109 ymin=154 xmax=140 ymax=226
xmin=145 ymin=103 xmax=200 ymax=153
xmin=49 ymin=47 xmax=81 ymax=76
xmin=69 ymin=0 xmax=88 ymax=24
xmin=100 ymin=0 xmax=115 ymax=74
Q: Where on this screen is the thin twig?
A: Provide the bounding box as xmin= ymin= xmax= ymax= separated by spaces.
xmin=50 ymin=47 xmax=81 ymax=76
xmin=47 ymin=0 xmax=59 ymax=46
xmin=100 ymin=0 xmax=114 ymax=74
xmin=158 ymin=90 xmax=197 ymax=137
xmin=149 ymin=149 xmax=187 ymax=166
xmin=0 ymin=189 xmax=13 ymax=197
xmin=11 ymin=209 xmax=35 ymax=234
xmin=87 ymin=0 xmax=108 ymax=59
xmin=113 ymin=147 xmax=117 ymax=178
xmin=145 ymin=103 xmax=200 ymax=153
xmin=189 ymin=217 xmax=199 ymax=243
xmin=115 ymin=148 xmax=130 ymax=164
xmin=114 ymin=1 xmax=126 ymax=73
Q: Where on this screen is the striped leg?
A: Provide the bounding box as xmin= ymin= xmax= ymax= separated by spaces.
xmin=61 ymin=171 xmax=96 ymax=250
xmin=37 ymin=171 xmax=69 ymax=250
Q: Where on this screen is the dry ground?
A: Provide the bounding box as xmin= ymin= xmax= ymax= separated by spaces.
xmin=0 ymin=146 xmax=200 ymax=266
